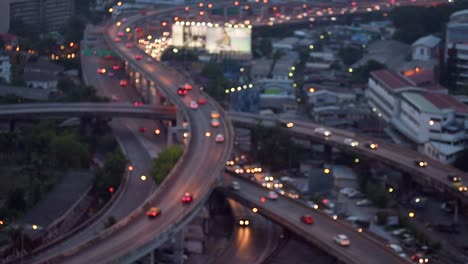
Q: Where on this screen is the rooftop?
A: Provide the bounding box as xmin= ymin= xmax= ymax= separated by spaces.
xmin=423 ymin=93 xmax=468 ymax=114
xmin=401 ymin=92 xmax=440 ymax=114
xmin=25 ymin=60 xmax=65 ymax=74
xmin=450 ymin=9 xmax=468 ymax=23
xmin=370 ymin=69 xmax=412 ymax=90
xmin=412 ymin=35 xmax=441 ymax=48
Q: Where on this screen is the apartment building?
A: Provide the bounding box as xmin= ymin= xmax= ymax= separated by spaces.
xmin=445 ymin=9 xmax=468 ymax=93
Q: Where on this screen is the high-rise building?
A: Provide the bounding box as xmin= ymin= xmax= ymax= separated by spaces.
xmin=10 ymin=0 xmax=74 ymax=32
xmin=445 ymin=9 xmax=468 ymax=94
xmin=0 ymin=0 xmax=10 ymax=34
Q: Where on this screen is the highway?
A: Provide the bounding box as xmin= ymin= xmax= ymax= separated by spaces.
xmin=0 ymin=103 xmax=176 ymax=120
xmin=228 ymin=112 xmax=468 ymax=202
xmin=221 ymin=173 xmax=409 ymax=264
xmin=211 ymin=198 xmax=282 ymax=264
xmin=28 ymin=7 xmax=234 ymax=264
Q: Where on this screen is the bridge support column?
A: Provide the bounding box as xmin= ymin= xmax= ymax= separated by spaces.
xmin=239 ymin=7 xmax=243 ymax=20
xmin=173 ymin=229 xmax=184 ymax=264
xmin=9 ymin=120 xmax=15 ymax=133
xmin=224 ymin=7 xmax=228 ymax=21
xmin=323 ymin=144 xmax=332 ymax=164
xmin=176 ymin=110 xmax=184 ymax=127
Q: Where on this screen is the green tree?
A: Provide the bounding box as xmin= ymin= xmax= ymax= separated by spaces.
xmin=6 ymin=188 xmax=26 ymax=211
xmin=259 ymin=38 xmax=272 ymax=57
xmin=338 ymin=47 xmax=363 ymax=66
xmin=63 ymin=16 xmax=87 ymax=43
xmin=48 ymin=133 xmax=90 ymax=169
xmin=351 ymin=59 xmax=386 ymax=84
xmin=150 ymin=145 xmax=184 ymax=184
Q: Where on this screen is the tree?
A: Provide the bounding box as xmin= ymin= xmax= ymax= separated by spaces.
xmin=150 ymin=145 xmax=184 ymax=184
xmin=6 ymin=188 xmax=26 ymax=211
xmin=63 ymin=16 xmax=87 ymax=43
xmin=338 ymin=47 xmax=364 ymax=66
xmin=351 ymin=59 xmax=386 ymax=84
xmin=259 ymin=38 xmax=272 ymax=57
xmin=48 ymin=133 xmax=90 ymax=169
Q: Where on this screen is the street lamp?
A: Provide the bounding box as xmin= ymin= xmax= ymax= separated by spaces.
xmin=12 ymin=224 xmax=43 ymax=264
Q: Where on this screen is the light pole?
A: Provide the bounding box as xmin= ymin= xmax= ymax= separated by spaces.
xmin=14 ymin=224 xmax=43 ymax=264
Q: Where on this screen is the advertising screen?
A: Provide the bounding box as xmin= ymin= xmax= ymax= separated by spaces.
xmin=205 ymin=26 xmax=251 ymax=54
xmin=172 ymin=23 xmax=207 ymax=48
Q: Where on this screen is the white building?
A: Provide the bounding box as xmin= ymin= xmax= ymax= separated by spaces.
xmin=0 ymin=52 xmax=11 ymax=83
xmin=445 ymin=9 xmax=468 ymax=92
xmin=0 ymin=0 xmax=9 ymax=34
xmin=411 ymin=35 xmax=440 ymax=61
xmin=367 ymin=69 xmax=468 ymax=163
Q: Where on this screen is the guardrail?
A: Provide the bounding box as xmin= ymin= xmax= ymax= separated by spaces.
xmin=221 ymin=171 xmax=411 ymax=264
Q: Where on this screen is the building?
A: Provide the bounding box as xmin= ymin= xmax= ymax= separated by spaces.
xmin=367 ymin=69 xmax=468 ymax=163
xmin=411 ymin=35 xmax=440 ymax=61
xmin=0 ymin=52 xmax=11 ymax=83
xmin=10 ymin=0 xmax=74 ymax=32
xmin=445 ymin=9 xmax=468 ymax=93
xmin=24 ymin=60 xmax=64 ymax=89
xmin=0 ymin=0 xmax=10 ymax=34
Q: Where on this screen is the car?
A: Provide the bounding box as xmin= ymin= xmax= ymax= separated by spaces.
xmin=459 ymin=186 xmax=468 ymax=192
xmin=365 ymin=142 xmax=379 ymax=149
xmin=238 ymin=219 xmax=250 ymax=226
xmin=111 ymin=95 xmax=119 ymax=102
xmin=283 ymin=122 xmax=294 ymax=128
xmin=97 ymin=68 xmax=106 ymax=74
xmin=340 ymin=187 xmax=357 ymax=196
xmin=344 ymin=138 xmax=359 ymax=147
xmin=120 ymin=80 xmax=128 ymax=87
xmin=112 ymin=65 xmax=120 ymax=71
xmin=107 ymin=71 xmax=115 ymax=77
xmin=146 ymin=207 xmax=161 ymax=218
xmin=138 ymin=126 xmax=147 ymax=133
xmin=301 ymin=215 xmax=315 ymax=225
xmin=135 ymin=55 xmax=143 ymax=60
xmin=197 ymin=97 xmax=207 ymax=105
xmin=415 ymin=160 xmax=428 ymax=168
xmin=117 ymin=31 xmax=125 ymax=37
xmin=215 ymin=134 xmax=224 ymax=143
xmin=146 ymin=57 xmax=152 ymax=63
xmin=334 ymin=234 xmax=350 ymax=246
xmin=181 ymin=192 xmax=193 ymax=204
xmin=114 ymin=37 xmax=122 ymax=43
xmin=391 ymin=228 xmax=407 ymax=237
xmin=104 ymin=54 xmax=113 ymax=60
xmin=231 ymin=181 xmax=240 ymax=191
xmin=447 ymin=174 xmax=461 ymax=183
xmin=388 ymin=244 xmax=406 ymax=258
xmin=314 ymin=127 xmax=332 ymax=137
xmin=177 ymin=87 xmax=188 ymax=96
xmin=356 ymin=199 xmax=372 ymax=206
xmin=134 ymin=101 xmax=143 ymax=107
xmin=268 ymin=191 xmax=278 ymax=200
xmin=189 ymin=100 xmax=199 ymax=109
xmin=183 ymin=83 xmax=193 ymax=90
xmin=211 ymin=118 xmax=220 ymax=127
xmin=125 ymin=43 xmax=133 ymax=48
xmin=210 ymin=110 xmax=220 ymax=119
xmin=411 ymin=253 xmax=430 ymax=263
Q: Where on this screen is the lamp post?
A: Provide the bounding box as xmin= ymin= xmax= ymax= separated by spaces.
xmin=14 ymin=224 xmax=43 ymax=264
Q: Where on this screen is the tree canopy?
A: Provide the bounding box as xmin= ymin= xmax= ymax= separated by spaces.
xmin=150 ymin=145 xmax=184 ymax=184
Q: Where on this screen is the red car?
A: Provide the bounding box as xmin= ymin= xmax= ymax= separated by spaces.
xmin=135 ymin=55 xmax=142 ymax=60
xmin=104 ymin=54 xmax=113 ymax=60
xmin=126 ymin=43 xmax=133 ymax=48
xmin=113 ymin=65 xmax=120 ymax=71
xmin=120 ymin=80 xmax=128 ymax=87
xmin=138 ymin=127 xmax=146 ymax=133
xmin=178 ymin=88 xmax=188 ymax=96
xmin=301 ymin=215 xmax=315 ymax=225
xmin=146 ymin=207 xmax=161 ymax=218
xmin=181 ymin=192 xmax=193 ymax=204
xmin=134 ymin=101 xmax=143 ymax=107
xmin=197 ymin=97 xmax=207 ymax=105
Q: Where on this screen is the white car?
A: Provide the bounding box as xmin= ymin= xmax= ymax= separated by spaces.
xmin=340 ymin=187 xmax=356 ymax=196
xmin=344 ymin=138 xmax=359 ymax=147
xmin=356 ymin=199 xmax=372 ymax=206
xmin=334 ymin=234 xmax=351 ymax=246
xmin=268 ymin=191 xmax=279 ymax=200
xmin=388 ymin=244 xmax=406 ymax=258
xmin=215 ymin=134 xmax=224 ymax=143
xmin=231 ymin=181 xmax=240 ymax=191
xmin=189 ymin=100 xmax=199 ymax=109
xmin=314 ymin=127 xmax=332 ymax=137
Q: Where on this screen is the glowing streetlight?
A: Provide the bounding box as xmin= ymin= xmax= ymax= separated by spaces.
xmin=140 ymin=175 xmax=147 ymax=181
xmin=108 ymin=8 xmax=114 ymax=13
xmin=323 ymin=168 xmax=331 ymax=174
xmin=205 ymin=131 xmax=211 ymax=137
xmin=252 ymin=207 xmax=258 ymax=213
xmin=117 ymin=1 xmax=122 ymax=6
xmin=348 ymin=68 xmax=353 ymax=73
xmin=388 ymin=187 xmax=394 ymax=193
xmin=409 ymin=212 xmax=415 ymax=218
xmin=128 ymin=165 xmax=134 ymax=171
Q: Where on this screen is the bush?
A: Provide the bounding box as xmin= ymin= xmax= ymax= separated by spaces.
xmin=150 ymin=145 xmax=184 ymax=184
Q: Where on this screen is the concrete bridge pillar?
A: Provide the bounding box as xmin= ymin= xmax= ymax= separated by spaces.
xmin=224 ymin=7 xmax=228 ymax=20
xmin=239 ymin=7 xmax=243 ymax=20
xmin=9 ymin=120 xmax=15 ymax=133
xmin=176 ymin=110 xmax=184 ymax=128
xmin=323 ymin=144 xmax=332 ymax=164
xmin=149 ymin=80 xmax=158 ymax=105
xmin=172 ymin=230 xmax=184 ymax=264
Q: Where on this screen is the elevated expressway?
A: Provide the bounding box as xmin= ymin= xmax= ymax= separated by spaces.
xmin=229 ymin=112 xmax=468 ymax=204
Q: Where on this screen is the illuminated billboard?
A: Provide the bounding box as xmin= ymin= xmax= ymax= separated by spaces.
xmin=172 ymin=22 xmax=251 ymax=55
